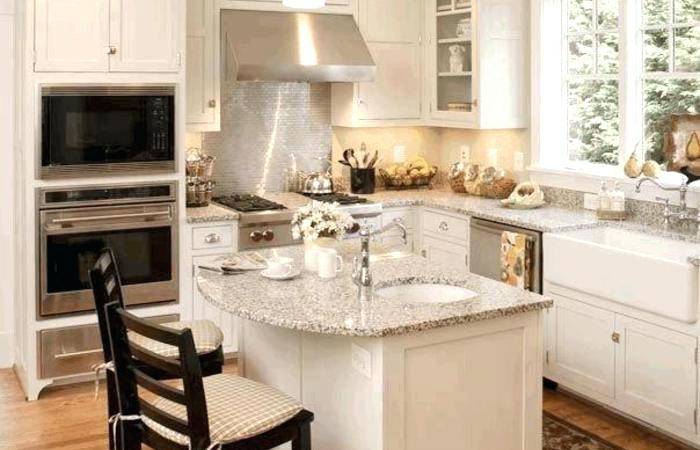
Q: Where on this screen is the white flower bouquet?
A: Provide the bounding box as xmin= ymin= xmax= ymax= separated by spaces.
xmin=291 ymin=201 xmax=355 ymax=242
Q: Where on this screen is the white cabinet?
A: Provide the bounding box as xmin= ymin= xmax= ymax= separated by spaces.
xmin=544 ymin=284 xmax=699 ymax=441
xmin=421 ymin=235 xmax=468 ymax=269
xmin=424 ymin=0 xmax=527 ymax=128
xmin=34 ymin=0 xmax=182 ymax=72
xmin=186 ymin=0 xmax=220 ymax=131
xmin=546 ymin=294 xmax=616 ymax=400
xmin=331 ymin=0 xmax=423 ymax=126
xmin=615 ymin=315 xmax=697 ymax=435
xmin=109 ymin=0 xmax=181 ymax=72
xmin=35 ymin=0 xmax=110 ymax=72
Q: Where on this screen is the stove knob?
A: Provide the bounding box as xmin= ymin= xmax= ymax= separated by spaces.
xmin=250 ymin=231 xmax=263 ymax=242
xmin=262 ymin=230 xmax=275 ymax=241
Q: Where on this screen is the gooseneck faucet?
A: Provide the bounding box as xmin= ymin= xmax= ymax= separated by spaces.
xmin=634 ymin=176 xmax=692 ymax=227
xmin=352 ymin=219 xmax=408 ymax=302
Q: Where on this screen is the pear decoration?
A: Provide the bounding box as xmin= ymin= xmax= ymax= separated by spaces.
xmin=624 ymin=153 xmax=642 ymax=178
xmin=642 ymin=160 xmax=662 ymax=178
xmin=686 ymin=132 xmax=700 ymax=161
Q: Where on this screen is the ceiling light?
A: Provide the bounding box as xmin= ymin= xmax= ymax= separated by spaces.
xmin=283 ymin=0 xmax=326 ymax=9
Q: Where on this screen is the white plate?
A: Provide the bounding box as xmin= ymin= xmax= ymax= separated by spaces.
xmin=261 ymin=268 xmax=302 ymax=281
xmin=500 ymin=200 xmax=547 ymax=210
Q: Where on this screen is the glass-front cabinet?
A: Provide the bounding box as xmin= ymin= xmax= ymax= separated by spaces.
xmin=429 ymin=0 xmax=476 ymax=122
xmin=426 ymin=0 xmax=527 ymax=129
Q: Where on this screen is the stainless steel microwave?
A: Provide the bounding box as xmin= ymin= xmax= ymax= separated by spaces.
xmin=40 ymin=85 xmax=176 ymax=179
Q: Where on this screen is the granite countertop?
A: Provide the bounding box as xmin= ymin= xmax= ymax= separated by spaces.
xmin=186 ymin=203 xmax=240 ymax=224
xmin=196 ymin=244 xmax=552 ymax=337
xmin=186 ymin=189 xmax=598 ymax=232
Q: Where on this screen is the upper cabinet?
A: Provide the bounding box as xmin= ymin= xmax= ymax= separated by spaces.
xmin=425 ymin=0 xmax=527 ymax=128
xmin=186 ymin=0 xmax=220 ymax=131
xmin=34 ymin=0 xmax=182 ymax=73
xmin=331 ymin=0 xmax=423 ymax=127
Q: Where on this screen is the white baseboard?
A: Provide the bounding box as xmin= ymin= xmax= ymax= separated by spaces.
xmin=0 ymin=331 xmax=14 ymax=368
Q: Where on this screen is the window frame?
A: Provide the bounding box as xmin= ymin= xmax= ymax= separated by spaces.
xmin=532 ymin=0 xmax=700 ymax=180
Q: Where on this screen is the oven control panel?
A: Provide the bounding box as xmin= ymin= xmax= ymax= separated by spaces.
xmin=239 ymin=223 xmax=297 ymax=250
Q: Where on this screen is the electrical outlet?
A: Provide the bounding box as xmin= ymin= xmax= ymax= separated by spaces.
xmin=351 ymin=343 xmax=372 ymax=379
xmin=513 ymin=151 xmax=525 ymax=171
xmin=583 ymin=193 xmax=599 ymax=210
xmin=460 ymin=145 xmax=471 ymax=163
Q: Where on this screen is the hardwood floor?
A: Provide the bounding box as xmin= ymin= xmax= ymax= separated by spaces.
xmin=0 ymin=366 xmax=694 ymax=449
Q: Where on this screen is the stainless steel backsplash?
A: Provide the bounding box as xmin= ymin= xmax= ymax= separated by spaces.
xmin=201 ymin=81 xmax=332 ymax=195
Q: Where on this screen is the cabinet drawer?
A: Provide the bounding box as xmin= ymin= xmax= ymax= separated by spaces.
xmin=422 ymin=210 xmax=469 ymax=243
xmin=39 ymin=314 xmax=178 ymax=379
xmin=192 ymin=225 xmax=233 ymax=250
xmin=383 ymin=208 xmax=415 ymax=229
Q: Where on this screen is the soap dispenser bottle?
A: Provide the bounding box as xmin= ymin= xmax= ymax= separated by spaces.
xmin=598 ymin=181 xmax=611 ymax=212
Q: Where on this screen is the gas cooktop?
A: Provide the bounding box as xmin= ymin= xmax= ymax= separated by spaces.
xmin=302 ymin=193 xmax=369 ymax=205
xmin=213 ymin=194 xmax=287 ymax=213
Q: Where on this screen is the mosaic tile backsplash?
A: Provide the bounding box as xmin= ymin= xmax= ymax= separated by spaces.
xmin=202 ymin=82 xmax=333 ymax=195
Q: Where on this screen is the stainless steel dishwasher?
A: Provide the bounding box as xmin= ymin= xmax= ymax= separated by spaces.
xmin=469 ymin=218 xmax=542 ymax=293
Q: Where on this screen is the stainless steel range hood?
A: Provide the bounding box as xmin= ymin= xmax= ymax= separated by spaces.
xmin=221 ymin=10 xmax=376 ymax=83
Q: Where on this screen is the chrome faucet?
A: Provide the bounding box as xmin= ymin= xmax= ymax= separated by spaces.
xmin=352 ymin=219 xmax=408 ymax=302
xmin=634 ymin=176 xmax=693 ymax=227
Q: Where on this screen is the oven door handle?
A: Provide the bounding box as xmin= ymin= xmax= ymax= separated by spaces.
xmin=54 ymin=348 xmax=103 ymax=360
xmin=49 ymin=210 xmax=172 ymax=226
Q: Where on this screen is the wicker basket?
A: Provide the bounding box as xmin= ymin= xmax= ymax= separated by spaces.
xmin=379 ymin=166 xmax=437 ymax=190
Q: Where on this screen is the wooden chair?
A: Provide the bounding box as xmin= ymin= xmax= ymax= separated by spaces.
xmin=104 ymin=301 xmax=314 ymax=450
xmin=89 ymin=248 xmax=225 ymax=449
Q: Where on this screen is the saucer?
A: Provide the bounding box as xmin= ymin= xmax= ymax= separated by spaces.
xmin=261 ymin=268 xmax=301 ymax=281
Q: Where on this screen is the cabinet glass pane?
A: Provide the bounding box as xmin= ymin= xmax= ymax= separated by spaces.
xmin=435 ymin=11 xmax=473 ymax=113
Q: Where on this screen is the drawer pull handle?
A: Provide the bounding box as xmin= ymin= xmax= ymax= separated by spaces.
xmin=107 ymin=45 xmax=117 ymax=55
xmin=204 ymin=233 xmax=221 ymax=244
xmin=438 ymin=221 xmax=449 ymax=232
xmin=54 ymin=349 xmax=103 ymax=360
xmin=611 ymin=332 xmax=620 ymax=344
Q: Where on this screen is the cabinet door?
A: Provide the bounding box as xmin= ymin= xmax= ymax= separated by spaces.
xmin=193 ymin=256 xmax=238 ymax=354
xmin=614 ymin=315 xmax=697 ymax=434
xmin=35 ymin=0 xmax=110 ymax=72
xmin=421 ymin=235 xmax=468 ymax=270
xmin=548 ymin=294 xmax=616 ymax=399
xmin=109 ymin=0 xmax=181 ymax=72
xmin=186 ymin=0 xmax=219 ymax=130
xmin=356 ymin=0 xmax=422 ymax=121
xmin=358 ymin=42 xmax=422 ymax=120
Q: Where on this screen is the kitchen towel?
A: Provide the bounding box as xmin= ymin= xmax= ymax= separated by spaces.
xmin=500 ymin=231 xmax=532 ymax=290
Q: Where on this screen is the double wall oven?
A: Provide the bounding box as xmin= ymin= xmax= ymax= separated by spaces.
xmin=40 ymin=85 xmax=175 ymax=179
xmin=38 ymin=183 xmax=179 ymax=317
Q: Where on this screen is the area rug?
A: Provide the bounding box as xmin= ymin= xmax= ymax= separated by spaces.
xmin=544 ymin=412 xmax=621 ymax=450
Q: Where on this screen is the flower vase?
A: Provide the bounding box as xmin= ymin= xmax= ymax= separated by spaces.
xmin=304 ymin=237 xmax=338 ymax=272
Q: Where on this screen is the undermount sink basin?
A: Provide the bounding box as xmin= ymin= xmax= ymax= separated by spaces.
xmin=545 ymin=227 xmax=700 ymax=323
xmin=376 ymin=283 xmax=478 ymax=304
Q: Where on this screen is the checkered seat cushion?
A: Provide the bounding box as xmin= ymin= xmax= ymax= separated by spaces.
xmin=128 ymin=320 xmax=223 ymax=358
xmin=142 ymin=374 xmax=304 ymax=446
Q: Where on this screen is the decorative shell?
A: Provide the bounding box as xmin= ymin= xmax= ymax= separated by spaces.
xmin=687 ymin=132 xmax=700 ymax=160
xmin=642 ymin=160 xmax=662 ymax=178
xmin=624 ymin=154 xmax=643 ymax=178
xmin=503 ymin=181 xmax=545 ymax=206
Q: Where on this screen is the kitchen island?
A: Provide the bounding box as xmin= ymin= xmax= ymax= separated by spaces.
xmin=197 ymin=244 xmax=552 ymax=450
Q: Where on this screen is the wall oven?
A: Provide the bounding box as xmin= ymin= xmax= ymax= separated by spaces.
xmin=40 ymin=85 xmax=175 ymax=179
xmin=38 ymin=183 xmax=179 ymax=317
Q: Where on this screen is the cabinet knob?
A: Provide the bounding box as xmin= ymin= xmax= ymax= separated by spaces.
xmin=438 ymin=221 xmax=449 ymax=232
xmin=208 ymin=99 xmax=217 ymax=108
xmin=421 ymin=249 xmax=427 ymax=257
xmin=611 ymin=332 xmax=620 ymax=343
xmin=204 ymin=233 xmax=221 ymax=244
xmin=250 ymin=231 xmax=263 ymax=242
xmin=262 ymin=230 xmax=275 ymax=241
xmin=107 ymin=46 xmax=117 ymax=55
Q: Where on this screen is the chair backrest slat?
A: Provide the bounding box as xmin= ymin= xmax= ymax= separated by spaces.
xmin=104 ymin=302 xmax=213 ymax=450
xmin=128 ymin=343 xmax=182 ymax=376
xmin=89 ymin=248 xmax=126 ymax=363
xmin=141 ymin=401 xmax=191 ymax=436
xmin=134 ymin=369 xmax=187 ymax=405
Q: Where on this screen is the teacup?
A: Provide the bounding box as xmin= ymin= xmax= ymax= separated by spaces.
xmin=266 ymin=256 xmax=294 ymax=277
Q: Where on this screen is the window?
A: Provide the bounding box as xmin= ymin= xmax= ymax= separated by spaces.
xmin=642 ymin=0 xmax=700 ymax=162
xmin=535 ymin=0 xmax=700 ymax=172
